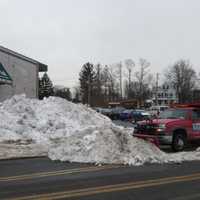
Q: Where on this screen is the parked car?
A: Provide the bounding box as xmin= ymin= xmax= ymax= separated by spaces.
xmin=93 ymin=107 xmax=112 ymax=117
xmin=119 ymin=109 xmax=135 ymax=121
xmin=120 ymin=109 xmax=150 ymax=122
xmin=133 ymin=103 xmax=200 ymax=151
xmin=93 ymin=107 xmax=103 ymax=113
xmin=132 ymin=110 xmax=151 ymax=123
xmin=109 ymin=107 xmax=125 ymax=120
xmin=100 ymin=108 xmax=113 ymax=117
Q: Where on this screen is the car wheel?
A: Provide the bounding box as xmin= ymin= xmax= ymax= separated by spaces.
xmin=172 ymin=133 xmax=187 ymax=152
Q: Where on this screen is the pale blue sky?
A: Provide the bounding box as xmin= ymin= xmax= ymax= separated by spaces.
xmin=0 ymin=0 xmax=200 ymax=87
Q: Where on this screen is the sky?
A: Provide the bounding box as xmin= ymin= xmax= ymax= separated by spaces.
xmin=0 ymin=0 xmax=200 ymax=88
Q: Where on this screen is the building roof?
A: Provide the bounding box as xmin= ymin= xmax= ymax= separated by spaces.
xmin=0 ymin=45 xmax=48 ymax=72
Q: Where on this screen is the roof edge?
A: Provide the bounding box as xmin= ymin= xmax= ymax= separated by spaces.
xmin=0 ymin=45 xmax=48 ymax=72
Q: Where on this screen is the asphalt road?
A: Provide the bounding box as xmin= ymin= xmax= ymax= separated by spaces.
xmin=1 ymin=157 xmax=200 ymax=200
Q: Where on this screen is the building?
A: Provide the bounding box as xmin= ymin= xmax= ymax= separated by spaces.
xmin=152 ymin=83 xmax=178 ymax=106
xmin=0 ymin=46 xmax=47 ymax=101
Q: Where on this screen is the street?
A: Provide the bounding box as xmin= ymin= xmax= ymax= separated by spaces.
xmin=1 ymin=157 xmax=200 ymax=200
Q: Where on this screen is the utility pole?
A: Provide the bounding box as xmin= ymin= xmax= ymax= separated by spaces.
xmin=155 ymin=73 xmax=159 ymax=106
xmin=125 ymin=59 xmax=135 ymax=99
xmin=119 ymin=62 xmax=122 ymax=100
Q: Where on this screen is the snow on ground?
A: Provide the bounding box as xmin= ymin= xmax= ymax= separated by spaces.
xmin=1 ymin=94 xmax=200 ymax=165
xmin=0 ymin=142 xmax=47 ymax=160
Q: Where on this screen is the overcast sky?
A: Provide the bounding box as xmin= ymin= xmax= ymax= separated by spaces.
xmin=0 ymin=0 xmax=200 ymax=87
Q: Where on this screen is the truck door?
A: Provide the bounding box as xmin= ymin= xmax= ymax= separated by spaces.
xmin=191 ymin=109 xmax=200 ymax=138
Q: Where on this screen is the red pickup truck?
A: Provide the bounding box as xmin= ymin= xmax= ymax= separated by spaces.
xmin=133 ymin=103 xmax=200 ymax=151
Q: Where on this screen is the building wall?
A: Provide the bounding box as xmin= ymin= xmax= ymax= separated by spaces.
xmin=152 ymin=83 xmax=178 ymax=106
xmin=0 ymin=51 xmax=38 ymax=101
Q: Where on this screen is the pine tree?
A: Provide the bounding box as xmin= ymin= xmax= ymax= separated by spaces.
xmin=79 ymin=62 xmax=96 ymax=106
xmin=39 ymin=73 xmax=53 ymax=99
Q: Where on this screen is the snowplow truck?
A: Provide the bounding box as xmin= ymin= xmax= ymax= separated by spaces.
xmin=133 ymin=103 xmax=200 ymax=151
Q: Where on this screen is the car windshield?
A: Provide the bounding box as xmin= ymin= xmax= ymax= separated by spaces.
xmin=159 ymin=109 xmax=187 ymax=119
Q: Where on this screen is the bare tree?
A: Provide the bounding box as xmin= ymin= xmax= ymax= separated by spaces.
xmin=92 ymin=63 xmax=103 ymax=105
xmin=135 ymin=58 xmax=151 ymax=106
xmin=114 ymin=62 xmax=123 ymax=100
xmin=101 ymin=65 xmax=121 ymax=102
xmin=124 ymin=59 xmax=135 ymax=98
xmin=124 ymin=79 xmax=136 ymax=99
xmin=166 ymin=59 xmax=197 ymax=103
xmin=101 ymin=65 xmax=112 ymax=102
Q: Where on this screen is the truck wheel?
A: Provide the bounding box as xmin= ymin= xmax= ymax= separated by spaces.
xmin=172 ymin=133 xmax=187 ymax=152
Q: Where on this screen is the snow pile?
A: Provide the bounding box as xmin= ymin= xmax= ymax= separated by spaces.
xmin=1 ymin=94 xmax=200 ymax=165
xmin=48 ymin=126 xmax=168 ymax=165
xmin=0 ymin=143 xmax=47 ymax=160
xmin=0 ymin=94 xmax=111 ymax=144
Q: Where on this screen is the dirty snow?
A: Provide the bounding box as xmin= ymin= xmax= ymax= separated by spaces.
xmin=0 ymin=94 xmax=200 ymax=165
xmin=0 ymin=142 xmax=47 ymax=160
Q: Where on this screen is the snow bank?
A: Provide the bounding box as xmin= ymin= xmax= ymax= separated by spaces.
xmin=0 ymin=142 xmax=47 ymax=160
xmin=48 ymin=126 xmax=168 ymax=165
xmin=1 ymin=95 xmax=200 ymax=165
xmin=0 ymin=94 xmax=111 ymax=144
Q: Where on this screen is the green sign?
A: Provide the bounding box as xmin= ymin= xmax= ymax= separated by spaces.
xmin=0 ymin=62 xmax=12 ymax=82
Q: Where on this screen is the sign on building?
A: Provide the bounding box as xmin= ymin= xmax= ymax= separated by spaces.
xmin=0 ymin=62 xmax=12 ymax=85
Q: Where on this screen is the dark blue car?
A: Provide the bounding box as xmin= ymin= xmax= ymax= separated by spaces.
xmin=120 ymin=109 xmax=150 ymax=121
xmin=119 ymin=109 xmax=135 ymax=121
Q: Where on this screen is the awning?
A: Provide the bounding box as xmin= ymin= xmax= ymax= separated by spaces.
xmin=0 ymin=63 xmax=12 ymax=85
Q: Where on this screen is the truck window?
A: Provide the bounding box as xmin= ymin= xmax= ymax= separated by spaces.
xmin=159 ymin=109 xmax=187 ymax=119
xmin=192 ymin=110 xmax=200 ymax=120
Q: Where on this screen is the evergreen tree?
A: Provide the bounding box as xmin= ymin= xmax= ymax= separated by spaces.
xmin=39 ymin=73 xmax=54 ymax=99
xmin=79 ymin=62 xmax=96 ymax=106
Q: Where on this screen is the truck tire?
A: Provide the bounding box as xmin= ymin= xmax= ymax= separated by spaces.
xmin=172 ymin=133 xmax=187 ymax=152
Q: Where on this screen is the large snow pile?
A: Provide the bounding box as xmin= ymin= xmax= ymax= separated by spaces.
xmin=1 ymin=95 xmax=200 ymax=165
xmin=0 ymin=94 xmax=111 ymax=144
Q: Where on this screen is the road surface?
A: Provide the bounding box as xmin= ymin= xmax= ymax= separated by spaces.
xmin=1 ymin=157 xmax=200 ymax=200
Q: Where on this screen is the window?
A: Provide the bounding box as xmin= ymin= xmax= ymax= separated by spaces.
xmin=192 ymin=110 xmax=200 ymax=120
xmin=159 ymin=109 xmax=187 ymax=119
